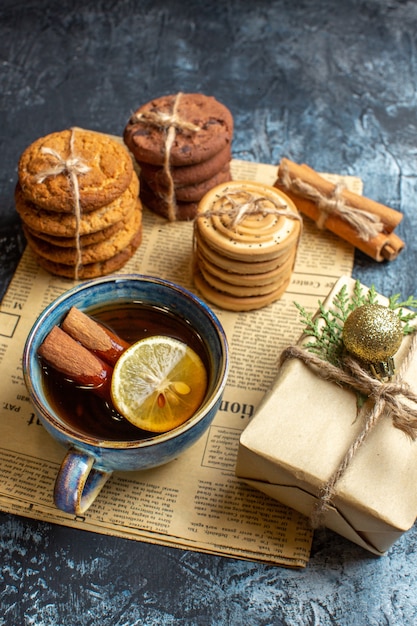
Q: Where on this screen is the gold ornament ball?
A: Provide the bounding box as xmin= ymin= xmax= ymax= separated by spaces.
xmin=342 ymin=303 xmax=403 ymax=363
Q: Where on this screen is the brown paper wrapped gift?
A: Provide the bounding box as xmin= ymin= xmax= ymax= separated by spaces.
xmin=236 ymin=276 xmax=417 ymax=555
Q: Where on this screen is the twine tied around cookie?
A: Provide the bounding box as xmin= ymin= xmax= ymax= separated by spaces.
xmin=279 ymin=331 xmax=417 ymax=529
xmin=35 ymin=128 xmax=91 ymax=280
xmin=130 ymin=99 xmax=201 ymax=134
xmin=130 ymin=93 xmax=201 ymax=221
xmin=197 ymin=190 xmax=303 ymax=230
xmin=278 ymin=163 xmax=384 ymax=241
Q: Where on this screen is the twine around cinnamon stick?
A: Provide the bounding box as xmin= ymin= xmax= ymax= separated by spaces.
xmin=131 ymin=92 xmax=201 ymax=221
xmin=275 ymin=158 xmax=405 ymax=261
xmin=35 ymin=127 xmax=91 ymax=280
xmin=278 ymin=162 xmax=383 ymax=241
xmin=279 ymin=331 xmax=417 ymax=529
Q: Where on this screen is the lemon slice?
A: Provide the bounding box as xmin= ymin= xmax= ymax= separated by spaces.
xmin=110 ymin=335 xmax=208 ymax=433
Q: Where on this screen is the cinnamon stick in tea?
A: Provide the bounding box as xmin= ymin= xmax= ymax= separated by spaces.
xmin=275 ymin=158 xmax=405 ymax=262
xmin=38 ymin=325 xmax=113 ymax=401
xmin=61 ymin=306 xmax=130 ymax=366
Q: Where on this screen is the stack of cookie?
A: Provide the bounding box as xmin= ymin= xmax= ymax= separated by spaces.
xmin=193 ymin=180 xmax=302 ymax=311
xmin=15 ymin=128 xmax=142 ymax=279
xmin=123 ymin=93 xmax=234 ymax=221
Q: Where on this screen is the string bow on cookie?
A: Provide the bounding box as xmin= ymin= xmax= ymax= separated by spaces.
xmin=35 ymin=147 xmax=91 ymax=184
xmin=34 ymin=128 xmax=91 ymax=279
xmin=130 ymin=92 xmax=201 ymax=221
xmin=197 ymin=190 xmax=302 ymax=229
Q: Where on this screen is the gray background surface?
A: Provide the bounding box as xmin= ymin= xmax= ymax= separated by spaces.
xmin=1 ymin=1 xmax=417 ymax=624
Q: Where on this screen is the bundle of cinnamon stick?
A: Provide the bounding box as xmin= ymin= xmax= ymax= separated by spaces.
xmin=38 ymin=307 xmax=130 ymax=401
xmin=274 ymin=158 xmax=405 ymax=262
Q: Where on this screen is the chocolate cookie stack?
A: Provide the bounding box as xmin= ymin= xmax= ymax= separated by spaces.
xmin=123 ymin=93 xmax=234 ymax=221
xmin=15 ymin=128 xmax=142 ymax=279
xmin=193 ymin=181 xmax=302 ymax=311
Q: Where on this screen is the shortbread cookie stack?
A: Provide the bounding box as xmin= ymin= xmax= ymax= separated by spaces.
xmin=15 ymin=128 xmax=142 ymax=279
xmin=193 ymin=181 xmax=302 ymax=311
xmin=123 ymin=93 xmax=234 ymax=221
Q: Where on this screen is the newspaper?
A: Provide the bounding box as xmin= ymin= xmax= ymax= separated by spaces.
xmin=0 ymin=159 xmax=361 ymax=567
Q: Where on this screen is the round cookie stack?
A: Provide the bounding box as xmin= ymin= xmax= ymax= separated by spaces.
xmin=15 ymin=128 xmax=143 ymax=279
xmin=123 ymin=92 xmax=234 ymax=221
xmin=193 ymin=180 xmax=302 ymax=311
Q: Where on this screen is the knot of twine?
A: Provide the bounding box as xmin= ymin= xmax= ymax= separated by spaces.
xmin=35 ymin=128 xmax=90 ymax=280
xmin=130 ymin=102 xmax=201 ymax=134
xmin=131 ymin=93 xmax=201 ymax=221
xmin=278 ymin=164 xmax=384 ymax=241
xmin=197 ymin=190 xmax=303 ymax=230
xmin=280 ymin=332 xmax=417 ymax=528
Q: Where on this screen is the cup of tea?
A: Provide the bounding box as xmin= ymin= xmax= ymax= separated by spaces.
xmin=23 ymin=274 xmax=229 ymax=515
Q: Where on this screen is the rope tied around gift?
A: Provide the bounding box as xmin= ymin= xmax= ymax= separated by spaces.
xmin=279 ymin=332 xmax=417 ymax=528
xmin=196 ymin=190 xmax=303 ymax=230
xmin=278 ymin=163 xmax=384 ymax=241
xmin=35 ymin=128 xmax=91 ymax=280
xmin=130 ymin=92 xmax=201 ymax=221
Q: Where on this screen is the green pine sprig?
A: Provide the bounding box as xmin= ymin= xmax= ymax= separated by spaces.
xmin=387 ymin=293 xmax=417 ymax=334
xmin=295 ymin=280 xmax=417 ymax=368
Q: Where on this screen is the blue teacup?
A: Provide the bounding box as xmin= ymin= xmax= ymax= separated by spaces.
xmin=23 ymin=274 xmax=229 ymax=515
